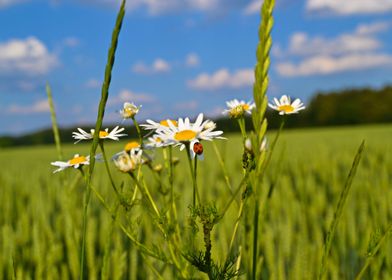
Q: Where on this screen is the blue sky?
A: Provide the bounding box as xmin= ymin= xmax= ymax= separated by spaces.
xmin=0 ymin=0 xmax=392 ymax=135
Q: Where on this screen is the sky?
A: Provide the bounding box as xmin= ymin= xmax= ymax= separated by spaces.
xmin=0 ymin=0 xmax=392 ymax=135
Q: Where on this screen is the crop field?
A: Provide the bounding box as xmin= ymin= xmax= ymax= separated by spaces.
xmin=0 ymin=124 xmax=391 ymax=279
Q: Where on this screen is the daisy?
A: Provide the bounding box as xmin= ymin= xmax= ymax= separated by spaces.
xmin=156 ymin=113 xmax=224 ymax=158
xmin=223 ymin=99 xmax=255 ymax=118
xmin=140 ymin=119 xmax=178 ymax=132
xmin=51 ymin=154 xmax=90 ymax=173
xmin=72 ymin=126 xmax=126 ymax=143
xmin=112 ymin=149 xmax=144 ymax=173
xmin=145 ymin=134 xmax=171 ymax=149
xmin=119 ymin=102 xmax=141 ymax=119
xmin=268 ymin=95 xmax=305 ymax=115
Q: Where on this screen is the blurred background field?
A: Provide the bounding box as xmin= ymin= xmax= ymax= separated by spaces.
xmin=1 ymin=124 xmax=391 ymax=279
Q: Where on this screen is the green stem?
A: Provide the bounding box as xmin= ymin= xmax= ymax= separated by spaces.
xmin=88 ymin=184 xmax=165 ymax=260
xmin=355 ymin=223 xmax=392 ymax=280
xmin=46 ymin=83 xmax=63 ymax=161
xmin=212 ymin=141 xmax=234 ymax=196
xmin=252 ymin=199 xmax=259 ymax=280
xmin=130 ymin=173 xmax=160 ymax=217
xmin=186 ymin=145 xmax=199 ymax=207
xmin=257 ymin=117 xmax=285 ymax=175
xmin=237 ymin=117 xmax=247 ymax=140
xmin=220 ymin=172 xmax=250 ymax=219
xmin=132 ymin=117 xmax=143 ymax=144
xmin=82 ymin=2 xmax=126 ymax=277
xmin=79 ymin=168 xmax=91 ymax=280
xmin=99 ymin=142 xmax=121 ymax=199
xmin=318 ymin=141 xmax=365 ymax=279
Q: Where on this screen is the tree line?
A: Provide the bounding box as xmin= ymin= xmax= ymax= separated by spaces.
xmin=1 ymin=85 xmax=391 ymax=148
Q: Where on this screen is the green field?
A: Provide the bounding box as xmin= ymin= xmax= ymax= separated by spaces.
xmin=1 ymin=124 xmax=391 ymax=279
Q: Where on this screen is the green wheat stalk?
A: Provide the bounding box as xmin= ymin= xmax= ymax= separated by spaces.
xmin=46 ymin=83 xmax=63 ymax=161
xmin=252 ymin=0 xmax=274 ymax=148
xmin=355 ymin=223 xmax=392 ymax=279
xmin=80 ymin=1 xmax=126 ymax=279
xmin=318 ymin=140 xmax=365 ymax=279
xmin=250 ymin=1 xmax=275 ymax=279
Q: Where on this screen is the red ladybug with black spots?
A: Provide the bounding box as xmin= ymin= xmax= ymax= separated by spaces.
xmin=193 ymin=142 xmax=203 ymax=156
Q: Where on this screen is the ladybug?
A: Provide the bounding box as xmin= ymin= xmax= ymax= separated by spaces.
xmin=193 ymin=142 xmax=204 ymax=155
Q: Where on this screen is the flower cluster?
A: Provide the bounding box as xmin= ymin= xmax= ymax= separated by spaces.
xmin=51 ymin=95 xmax=304 ymax=174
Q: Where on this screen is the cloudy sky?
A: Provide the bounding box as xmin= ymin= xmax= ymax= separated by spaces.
xmin=0 ymin=0 xmax=392 ymax=135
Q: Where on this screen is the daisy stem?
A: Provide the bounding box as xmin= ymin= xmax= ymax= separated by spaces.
xmin=186 ymin=146 xmax=199 ymax=207
xmin=168 ymin=147 xmax=178 ymax=221
xmin=257 ymin=117 xmax=285 ymax=176
xmin=132 ymin=117 xmax=143 ymax=144
xmin=88 ymin=183 xmax=165 ymax=261
xmin=130 ymin=173 xmax=160 ymax=217
xmin=99 ymin=142 xmax=121 ymax=199
xmin=237 ymin=117 xmax=247 ymax=140
xmin=79 ymin=168 xmax=91 ymax=280
xmin=212 ymin=141 xmax=235 ymax=197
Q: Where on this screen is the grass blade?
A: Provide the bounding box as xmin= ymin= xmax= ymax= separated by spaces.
xmin=80 ymin=1 xmax=127 ymax=279
xmin=318 ymin=140 xmax=366 ymax=279
xmin=46 ymin=83 xmax=63 ymax=161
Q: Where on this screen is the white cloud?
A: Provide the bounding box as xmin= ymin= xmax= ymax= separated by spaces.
xmin=276 ymin=22 xmax=392 ymax=76
xmin=85 ymin=78 xmax=101 ymax=89
xmin=132 ymin=58 xmax=171 ymax=74
xmin=276 ymin=53 xmax=392 ymax=77
xmin=153 ymin=58 xmax=171 ymax=72
xmin=185 ymin=53 xmax=200 ymax=67
xmin=62 ymin=37 xmax=80 ymax=48
xmin=188 ymin=68 xmax=254 ymax=90
xmin=306 ymin=0 xmax=392 ymax=15
xmin=108 ymin=89 xmax=156 ymax=105
xmin=0 ymin=0 xmax=26 ymax=9
xmin=7 ymin=99 xmax=50 ymax=114
xmin=287 ymin=30 xmax=382 ymax=57
xmin=83 ymin=0 xmax=247 ymax=16
xmin=243 ymin=0 xmax=263 ymax=15
xmin=0 ymin=37 xmax=58 ymax=76
xmin=356 ymin=21 xmax=390 ymax=35
xmin=173 ymin=100 xmax=198 ymax=110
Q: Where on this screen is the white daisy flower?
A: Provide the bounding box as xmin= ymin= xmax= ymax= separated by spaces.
xmin=51 ymin=154 xmax=90 ymax=173
xmin=223 ymin=99 xmax=255 ymax=118
xmin=112 ymin=149 xmax=144 ymax=173
xmin=156 ymin=113 xmax=224 ymax=158
xmin=72 ymin=126 xmax=127 ymax=143
xmin=268 ymin=95 xmax=305 ymax=115
xmin=119 ymin=102 xmax=141 ymax=119
xmin=202 ymin=120 xmax=217 ymax=130
xmin=145 ymin=134 xmax=170 ymax=149
xmin=140 ymin=119 xmax=178 ymax=132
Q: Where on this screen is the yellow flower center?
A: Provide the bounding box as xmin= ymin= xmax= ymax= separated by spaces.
xmin=160 ymin=120 xmax=178 ymax=127
xmin=155 ymin=137 xmax=162 ymax=143
xmin=278 ymin=105 xmax=294 ymax=113
xmin=229 ymin=105 xmax=245 ymax=118
xmin=68 ymin=156 xmax=87 ymax=165
xmin=124 ymin=141 xmax=140 ymax=151
xmin=174 ymin=130 xmax=197 ymax=141
xmin=242 ymin=104 xmax=250 ymax=111
xmin=99 ymin=131 xmax=109 ymax=138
